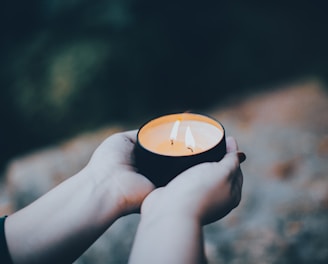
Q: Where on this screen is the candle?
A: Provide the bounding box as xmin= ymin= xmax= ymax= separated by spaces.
xmin=170 ymin=120 xmax=180 ymax=144
xmin=185 ymin=126 xmax=195 ymax=152
xmin=133 ymin=113 xmax=226 ymax=187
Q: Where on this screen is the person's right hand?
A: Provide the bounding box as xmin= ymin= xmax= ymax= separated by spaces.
xmin=141 ymin=136 xmax=245 ymax=225
xmin=85 ymin=130 xmax=155 ymax=218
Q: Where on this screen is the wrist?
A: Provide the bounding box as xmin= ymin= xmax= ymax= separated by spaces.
xmin=141 ymin=190 xmax=202 ymax=227
xmin=5 ymin=167 xmax=126 ymax=264
xmin=131 ymin=204 xmax=205 ymax=264
xmin=141 ymin=210 xmax=201 ymax=231
xmin=80 ymin=166 xmax=124 ymax=226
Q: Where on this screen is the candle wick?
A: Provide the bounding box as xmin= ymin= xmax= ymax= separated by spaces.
xmin=187 ymin=147 xmax=194 ymax=153
xmin=170 ymin=139 xmax=174 ymax=146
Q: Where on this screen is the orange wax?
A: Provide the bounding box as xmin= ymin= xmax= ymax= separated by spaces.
xmin=155 ymin=141 xmax=203 ymax=156
xmin=138 ymin=113 xmax=224 ymax=156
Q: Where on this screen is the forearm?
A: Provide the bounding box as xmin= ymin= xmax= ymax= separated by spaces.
xmin=5 ymin=167 xmax=122 ymax=264
xmin=129 ymin=213 xmax=207 ymax=264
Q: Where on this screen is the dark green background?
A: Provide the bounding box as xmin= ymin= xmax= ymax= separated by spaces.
xmin=1 ymin=0 xmax=327 ymax=170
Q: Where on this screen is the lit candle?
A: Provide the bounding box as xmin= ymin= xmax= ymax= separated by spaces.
xmin=185 ymin=126 xmax=195 ymax=152
xmin=134 ymin=113 xmax=226 ymax=187
xmin=154 ymin=121 xmax=204 ymax=156
xmin=170 ymin=120 xmax=180 ymax=145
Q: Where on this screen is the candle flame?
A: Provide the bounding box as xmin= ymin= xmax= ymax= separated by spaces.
xmin=170 ymin=120 xmax=180 ymax=145
xmin=185 ymin=126 xmax=195 ymax=152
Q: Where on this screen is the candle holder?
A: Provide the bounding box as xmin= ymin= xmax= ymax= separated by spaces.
xmin=133 ymin=113 xmax=226 ymax=187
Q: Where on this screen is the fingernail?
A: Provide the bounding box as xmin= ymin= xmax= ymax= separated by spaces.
xmin=237 ymin=152 xmax=246 ymax=163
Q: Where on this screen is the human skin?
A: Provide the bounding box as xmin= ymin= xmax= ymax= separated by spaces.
xmin=129 ymin=137 xmax=245 ymax=264
xmin=5 ymin=130 xmax=155 ymax=264
xmin=4 ymin=131 xmax=245 ymax=264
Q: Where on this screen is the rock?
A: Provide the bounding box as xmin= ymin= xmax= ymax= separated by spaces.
xmin=3 ymin=79 xmax=328 ymax=263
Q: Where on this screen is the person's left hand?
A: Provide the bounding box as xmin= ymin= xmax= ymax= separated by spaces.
xmin=85 ymin=130 xmax=155 ymax=216
xmin=140 ymin=136 xmax=244 ymax=225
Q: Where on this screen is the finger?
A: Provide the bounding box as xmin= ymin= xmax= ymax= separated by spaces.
xmin=120 ymin=129 xmax=139 ymax=144
xmin=225 ymin=155 xmax=239 ymax=176
xmin=110 ymin=130 xmax=139 ymax=152
xmin=226 ymin=136 xmax=238 ymax=153
xmin=97 ymin=130 xmax=138 ymax=164
xmin=232 ymin=169 xmax=243 ymax=208
xmin=226 ymin=137 xmax=246 ymax=163
xmin=237 ymin=152 xmax=247 ymax=163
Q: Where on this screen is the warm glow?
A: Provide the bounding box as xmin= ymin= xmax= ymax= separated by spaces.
xmin=185 ymin=126 xmax=195 ymax=151
xmin=170 ymin=120 xmax=180 ymax=143
xmin=138 ymin=113 xmax=224 ymax=156
xmin=169 ymin=121 xmax=195 ymax=152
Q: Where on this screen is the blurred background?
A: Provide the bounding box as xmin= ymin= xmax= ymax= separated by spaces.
xmin=1 ymin=0 xmax=328 ymax=170
xmin=1 ymin=1 xmax=328 ymax=263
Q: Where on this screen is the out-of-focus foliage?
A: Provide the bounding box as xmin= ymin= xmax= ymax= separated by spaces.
xmin=1 ymin=0 xmax=327 ymax=169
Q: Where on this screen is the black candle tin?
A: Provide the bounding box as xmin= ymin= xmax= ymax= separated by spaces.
xmin=133 ymin=113 xmax=226 ymax=187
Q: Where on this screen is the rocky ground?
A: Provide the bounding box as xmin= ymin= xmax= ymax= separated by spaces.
xmin=1 ymin=79 xmax=327 ymax=263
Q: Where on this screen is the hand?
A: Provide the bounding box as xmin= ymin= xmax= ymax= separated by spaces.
xmin=141 ymin=136 xmax=245 ymax=225
xmin=86 ymin=130 xmax=155 ymax=216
